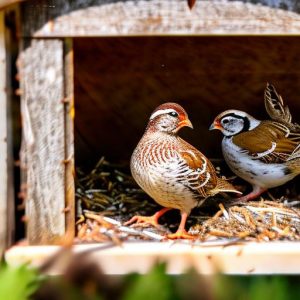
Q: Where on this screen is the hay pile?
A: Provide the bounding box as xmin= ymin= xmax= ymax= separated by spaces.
xmin=75 ymin=158 xmax=300 ymax=244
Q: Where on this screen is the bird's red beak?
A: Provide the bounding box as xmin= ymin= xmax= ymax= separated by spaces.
xmin=178 ymin=118 xmax=193 ymax=130
xmin=209 ymin=119 xmax=222 ymax=131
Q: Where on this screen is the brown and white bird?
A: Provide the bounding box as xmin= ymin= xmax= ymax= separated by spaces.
xmin=126 ymin=102 xmax=240 ymax=239
xmin=210 ymin=84 xmax=300 ymax=201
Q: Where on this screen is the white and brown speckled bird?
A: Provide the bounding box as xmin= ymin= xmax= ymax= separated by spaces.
xmin=126 ymin=102 xmax=241 ymax=239
xmin=210 ymin=84 xmax=300 ymax=201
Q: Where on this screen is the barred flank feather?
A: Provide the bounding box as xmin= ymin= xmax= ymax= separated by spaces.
xmin=286 ymin=159 xmax=300 ymax=174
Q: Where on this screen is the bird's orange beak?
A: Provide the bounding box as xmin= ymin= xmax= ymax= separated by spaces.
xmin=209 ymin=119 xmax=222 ymax=131
xmin=178 ymin=118 xmax=193 ymax=130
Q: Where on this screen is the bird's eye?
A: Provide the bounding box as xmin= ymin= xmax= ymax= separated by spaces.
xmin=222 ymin=119 xmax=229 ymax=124
xmin=168 ymin=111 xmax=179 ymax=117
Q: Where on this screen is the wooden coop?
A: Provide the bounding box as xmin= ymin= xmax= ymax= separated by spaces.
xmin=2 ymin=0 xmax=300 ymax=274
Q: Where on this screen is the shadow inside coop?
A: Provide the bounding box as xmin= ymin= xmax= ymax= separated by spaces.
xmin=74 ymin=36 xmax=300 ymax=166
xmin=73 ymin=36 xmax=300 ymax=235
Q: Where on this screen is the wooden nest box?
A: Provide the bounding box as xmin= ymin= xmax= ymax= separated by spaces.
xmin=2 ymin=0 xmax=300 ymax=273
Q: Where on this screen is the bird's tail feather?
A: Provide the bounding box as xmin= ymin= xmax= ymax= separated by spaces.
xmin=210 ymin=178 xmax=242 ymax=196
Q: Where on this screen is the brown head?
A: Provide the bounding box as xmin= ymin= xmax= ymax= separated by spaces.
xmin=146 ymin=102 xmax=193 ymax=134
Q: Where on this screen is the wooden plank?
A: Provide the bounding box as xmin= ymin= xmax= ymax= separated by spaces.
xmin=5 ymin=242 xmax=300 ymax=275
xmin=63 ymin=38 xmax=75 ymax=243
xmin=0 ymin=9 xmax=14 ymax=254
xmin=0 ymin=9 xmax=8 ymax=254
xmin=21 ymin=0 xmax=300 ymax=37
xmin=20 ymin=39 xmax=65 ymax=244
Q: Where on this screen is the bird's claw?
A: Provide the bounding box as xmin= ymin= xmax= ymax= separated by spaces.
xmin=124 ymin=215 xmax=160 ymax=228
xmin=166 ymin=230 xmax=196 ymax=240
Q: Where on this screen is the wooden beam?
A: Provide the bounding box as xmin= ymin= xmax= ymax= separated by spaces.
xmin=20 ymin=39 xmax=66 ymax=244
xmin=21 ymin=0 xmax=300 ymax=37
xmin=0 ymin=10 xmax=15 ymax=254
xmin=63 ymin=38 xmax=75 ymax=243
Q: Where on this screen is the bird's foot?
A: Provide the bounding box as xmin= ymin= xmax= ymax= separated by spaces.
xmin=230 ymin=186 xmax=266 ymax=205
xmin=166 ymin=229 xmax=195 ymax=240
xmin=124 ymin=215 xmax=160 ymax=228
xmin=124 ymin=208 xmax=171 ymax=228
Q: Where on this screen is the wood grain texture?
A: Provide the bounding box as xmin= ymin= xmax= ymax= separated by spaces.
xmin=0 ymin=10 xmax=14 ymax=254
xmin=21 ymin=39 xmax=65 ymax=244
xmin=21 ymin=0 xmax=300 ymax=37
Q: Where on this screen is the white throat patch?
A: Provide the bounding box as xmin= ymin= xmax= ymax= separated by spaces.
xmin=150 ymin=108 xmax=177 ymax=120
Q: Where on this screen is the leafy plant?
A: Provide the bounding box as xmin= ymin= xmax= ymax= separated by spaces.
xmin=0 ymin=261 xmax=42 ymax=300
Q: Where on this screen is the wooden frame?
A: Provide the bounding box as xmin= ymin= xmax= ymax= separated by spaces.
xmin=13 ymin=0 xmax=300 ymax=247
xmin=21 ymin=0 xmax=300 ymax=37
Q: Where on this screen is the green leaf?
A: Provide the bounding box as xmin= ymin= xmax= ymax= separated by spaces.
xmin=0 ymin=261 xmax=42 ymax=300
xmin=248 ymin=277 xmax=288 ymax=300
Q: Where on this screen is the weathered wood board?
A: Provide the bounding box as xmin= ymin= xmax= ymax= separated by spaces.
xmin=20 ymin=0 xmax=300 ymax=37
xmin=20 ymin=39 xmax=66 ymax=244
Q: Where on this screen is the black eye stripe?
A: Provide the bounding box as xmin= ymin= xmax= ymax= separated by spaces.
xmin=222 ymin=113 xmax=244 ymax=120
xmin=221 ymin=113 xmax=250 ymax=133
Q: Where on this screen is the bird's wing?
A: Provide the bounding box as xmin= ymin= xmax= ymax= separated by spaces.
xmin=178 ymin=141 xmax=240 ymax=196
xmin=232 ymin=121 xmax=299 ymax=163
xmin=177 ymin=138 xmax=217 ymax=197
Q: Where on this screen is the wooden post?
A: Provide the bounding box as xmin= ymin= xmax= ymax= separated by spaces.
xmin=63 ymin=38 xmax=75 ymax=242
xmin=21 ymin=39 xmax=67 ymax=244
xmin=0 ymin=10 xmax=14 ymax=254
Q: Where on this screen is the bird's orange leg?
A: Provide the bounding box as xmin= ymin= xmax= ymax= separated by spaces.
xmin=124 ymin=207 xmax=172 ymax=228
xmin=236 ymin=185 xmax=266 ymax=202
xmin=167 ymin=211 xmax=195 ymax=240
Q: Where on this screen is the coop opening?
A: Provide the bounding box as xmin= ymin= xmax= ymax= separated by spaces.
xmin=73 ymin=36 xmax=300 ymax=243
